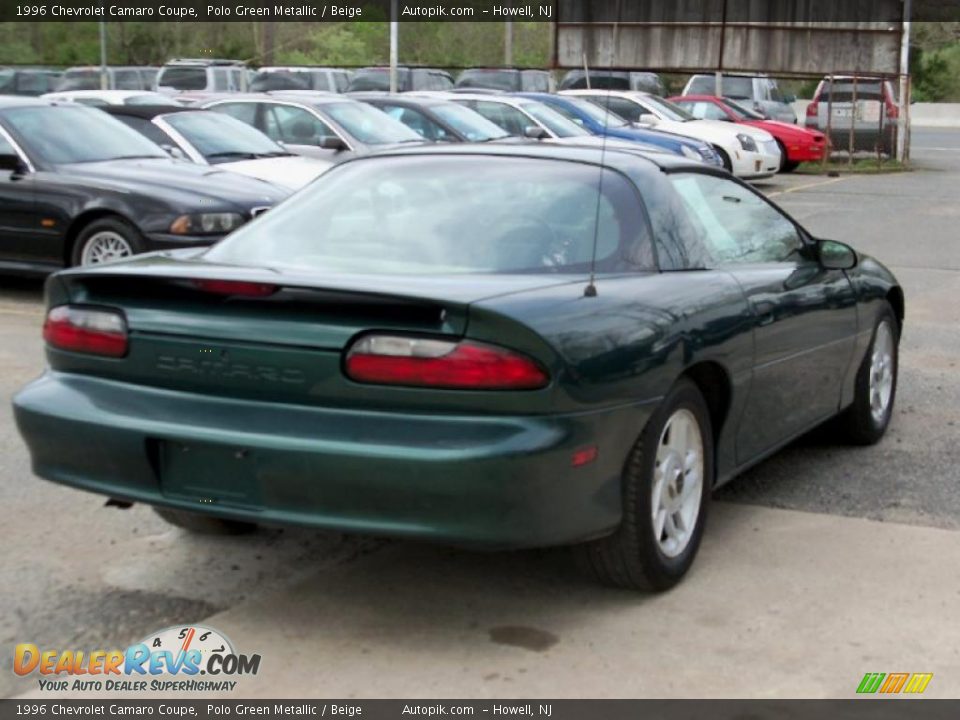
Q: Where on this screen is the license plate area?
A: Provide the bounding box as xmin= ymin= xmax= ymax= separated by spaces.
xmin=157 ymin=440 xmax=262 ymax=510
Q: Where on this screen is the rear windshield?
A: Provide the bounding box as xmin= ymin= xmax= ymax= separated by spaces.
xmin=158 ymin=67 xmax=207 ymax=91
xmin=206 ymin=156 xmax=649 ymax=275
xmin=56 ymin=70 xmax=100 ymax=91
xmin=687 ymin=76 xmax=754 ymax=99
xmin=456 ymin=70 xmax=520 ymax=91
xmin=347 ymin=69 xmax=401 ymax=92
xmin=561 ymin=72 xmax=629 ymax=91
xmin=817 ymin=82 xmax=888 ymax=102
xmin=250 ymin=71 xmax=312 ymax=92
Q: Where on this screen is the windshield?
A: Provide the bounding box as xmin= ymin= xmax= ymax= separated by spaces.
xmin=158 ymin=67 xmax=207 ymax=91
xmin=322 ymin=101 xmax=421 ymax=145
xmin=557 ymin=97 xmax=629 ymax=128
xmin=520 ymin=102 xmax=589 ymax=138
xmin=162 ymin=111 xmax=287 ymax=161
xmin=456 ymin=70 xmax=520 ymax=91
xmin=431 ymin=103 xmax=510 ymax=141
xmin=640 ymin=95 xmax=696 ymax=122
xmin=721 ymin=98 xmax=765 ymax=120
xmin=3 ymin=105 xmax=167 ymax=164
xmin=206 ymin=156 xmax=645 ymax=275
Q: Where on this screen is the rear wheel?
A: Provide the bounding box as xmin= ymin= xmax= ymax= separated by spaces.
xmin=71 ymin=216 xmax=145 ymax=267
xmin=782 ymin=161 xmax=801 ymax=173
xmin=837 ymin=303 xmax=899 ymax=445
xmin=153 ymin=507 xmax=257 ymax=535
xmin=574 ymin=378 xmax=713 ymax=591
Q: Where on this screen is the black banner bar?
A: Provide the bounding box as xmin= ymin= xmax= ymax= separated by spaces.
xmin=3 ymin=701 xmax=960 ymax=720
xmin=1 ymin=0 xmax=958 ymax=23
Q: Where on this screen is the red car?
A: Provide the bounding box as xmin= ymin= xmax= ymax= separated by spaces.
xmin=669 ymin=95 xmax=826 ymax=172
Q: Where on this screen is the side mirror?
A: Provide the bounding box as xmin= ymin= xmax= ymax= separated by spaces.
xmin=783 ymin=94 xmax=797 ymax=104
xmin=318 ymin=136 xmax=347 ymax=151
xmin=818 ymin=239 xmax=857 ymax=270
xmin=160 ymin=144 xmax=187 ymax=161
xmin=0 ymin=152 xmax=25 ymax=173
xmin=637 ymin=113 xmax=659 ymax=125
xmin=523 ymin=126 xmax=549 ymax=140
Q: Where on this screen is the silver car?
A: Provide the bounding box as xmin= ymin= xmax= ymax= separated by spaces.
xmin=683 ymin=73 xmax=796 ymax=125
xmin=804 ymin=76 xmax=900 ymax=155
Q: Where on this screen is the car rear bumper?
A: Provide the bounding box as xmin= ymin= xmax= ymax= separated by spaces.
xmin=14 ymin=372 xmax=657 ymax=549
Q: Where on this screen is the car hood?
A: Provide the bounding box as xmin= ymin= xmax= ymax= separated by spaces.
xmin=650 ymin=118 xmax=774 ymax=146
xmin=218 ymin=155 xmax=334 ymax=191
xmin=743 ymin=120 xmax=822 ymax=140
xmin=55 ymin=159 xmax=289 ymax=210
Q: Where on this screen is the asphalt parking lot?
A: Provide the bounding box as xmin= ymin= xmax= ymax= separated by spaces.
xmin=3 ymin=129 xmax=959 ymax=699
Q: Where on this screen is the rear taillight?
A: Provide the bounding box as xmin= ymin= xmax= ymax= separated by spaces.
xmin=43 ymin=306 xmax=128 ymax=358
xmin=344 ymin=335 xmax=549 ymax=390
xmin=886 ymin=102 xmax=898 ymax=119
xmin=191 ymin=279 xmax=278 ymax=297
xmin=806 ymin=101 xmax=819 ymax=118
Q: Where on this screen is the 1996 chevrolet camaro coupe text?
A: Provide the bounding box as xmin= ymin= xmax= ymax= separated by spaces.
xmin=13 ymin=145 xmax=903 ymax=590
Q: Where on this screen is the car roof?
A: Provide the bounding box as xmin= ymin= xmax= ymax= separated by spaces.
xmin=42 ymin=90 xmax=163 ymax=100
xmin=363 ymin=139 xmax=701 ymax=173
xmin=101 ymin=104 xmax=202 ymax=119
xmin=0 ymin=96 xmax=56 ymax=110
xmin=196 ymin=92 xmax=353 ymax=107
xmin=561 ymin=89 xmax=654 ymax=101
xmin=350 ymin=93 xmax=447 ymax=108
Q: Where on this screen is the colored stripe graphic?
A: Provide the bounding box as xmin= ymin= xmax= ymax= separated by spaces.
xmin=879 ymin=673 xmax=909 ymax=693
xmin=857 ymin=673 xmax=886 ymax=694
xmin=904 ymin=673 xmax=934 ymax=694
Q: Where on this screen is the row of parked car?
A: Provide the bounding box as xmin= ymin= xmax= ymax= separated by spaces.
xmin=0 ymin=71 xmax=837 ymax=276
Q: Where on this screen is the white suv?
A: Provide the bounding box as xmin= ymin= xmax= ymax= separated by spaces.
xmin=156 ymin=59 xmax=249 ymax=95
xmin=683 ymin=74 xmax=797 ymax=124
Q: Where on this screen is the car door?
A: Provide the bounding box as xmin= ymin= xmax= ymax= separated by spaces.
xmin=0 ymin=130 xmax=44 ymax=264
xmin=668 ymin=171 xmax=859 ymax=462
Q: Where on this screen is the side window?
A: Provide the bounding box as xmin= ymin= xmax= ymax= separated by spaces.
xmin=334 ymin=72 xmax=349 ymax=93
xmin=600 ymin=96 xmax=643 ymax=123
xmin=209 ymin=102 xmax=258 ymax=127
xmin=114 ymin=70 xmax=141 ymax=90
xmin=687 ymin=101 xmax=728 ymax=121
xmin=668 ymin=173 xmax=803 ymax=265
xmin=265 ymin=104 xmax=337 ymax=145
xmin=212 ymin=68 xmax=229 ymax=92
xmin=381 ymin=105 xmax=446 ymax=141
xmin=472 ymin=101 xmax=528 ymax=136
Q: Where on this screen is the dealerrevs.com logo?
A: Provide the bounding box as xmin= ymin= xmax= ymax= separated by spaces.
xmin=14 ymin=625 xmax=260 ymax=692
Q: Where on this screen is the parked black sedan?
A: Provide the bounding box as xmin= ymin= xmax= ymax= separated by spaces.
xmin=0 ymin=98 xmax=288 ymax=273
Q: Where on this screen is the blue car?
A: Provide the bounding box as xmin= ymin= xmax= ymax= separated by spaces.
xmin=515 ymin=92 xmax=723 ymax=167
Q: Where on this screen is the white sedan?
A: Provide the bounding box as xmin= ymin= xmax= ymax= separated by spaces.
xmin=103 ymin=105 xmax=333 ymax=191
xmin=561 ymin=89 xmax=781 ymax=180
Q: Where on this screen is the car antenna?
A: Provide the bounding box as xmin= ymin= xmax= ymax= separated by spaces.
xmin=584 ymin=1 xmax=621 ymax=298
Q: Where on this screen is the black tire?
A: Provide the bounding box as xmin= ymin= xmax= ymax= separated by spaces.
xmin=574 ymin=378 xmax=714 ymax=591
xmin=776 ymin=139 xmax=789 ymax=172
xmin=714 ymin=146 xmax=732 ymax=172
xmin=70 ymin=216 xmax=145 ymax=267
xmin=782 ymin=161 xmax=801 ymax=173
xmin=837 ymin=302 xmax=900 ymax=445
xmin=153 ymin=507 xmax=257 ymax=536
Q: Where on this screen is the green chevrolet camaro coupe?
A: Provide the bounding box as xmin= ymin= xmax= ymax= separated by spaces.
xmin=13 ymin=145 xmax=903 ymax=590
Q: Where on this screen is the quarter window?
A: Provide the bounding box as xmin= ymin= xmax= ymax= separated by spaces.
xmin=668 ymin=173 xmax=803 ymax=265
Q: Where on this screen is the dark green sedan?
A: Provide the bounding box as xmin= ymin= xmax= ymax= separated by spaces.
xmin=13 ymin=145 xmax=903 ymax=590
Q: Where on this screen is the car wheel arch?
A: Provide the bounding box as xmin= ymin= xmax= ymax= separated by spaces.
xmin=64 ymin=209 xmax=137 ymax=267
xmin=680 ymin=360 xmax=732 ymax=479
xmin=886 ymin=286 xmax=905 ymax=330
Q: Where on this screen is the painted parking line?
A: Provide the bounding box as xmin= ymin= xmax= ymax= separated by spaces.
xmin=767 ymin=176 xmax=850 ymax=198
xmin=0 ymin=307 xmax=43 ymax=318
